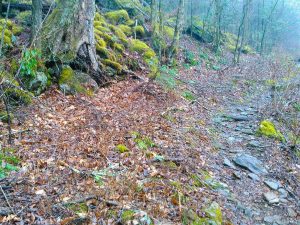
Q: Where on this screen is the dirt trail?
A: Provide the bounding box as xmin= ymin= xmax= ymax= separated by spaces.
xmin=0 ymin=39 xmax=299 ymax=224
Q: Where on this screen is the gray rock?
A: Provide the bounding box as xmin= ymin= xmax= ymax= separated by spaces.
xmin=264 ymin=180 xmax=280 ymax=190
xmin=247 ymin=140 xmax=262 ymax=148
xmin=228 ymin=114 xmax=250 ymax=121
xmin=223 ymin=157 xmax=236 ymax=169
xmin=278 ymin=188 xmax=288 ymax=198
xmin=241 ymin=129 xmax=254 ymax=135
xmin=29 ymin=72 xmax=48 ymax=95
xmin=287 ymin=208 xmax=297 ymax=217
xmin=264 ymin=215 xmax=282 ymax=223
xmin=263 ymin=192 xmax=279 ymax=204
xmin=248 ymin=173 xmax=260 ymax=181
xmin=234 ymin=153 xmax=268 ymax=175
xmin=233 ymin=171 xmax=242 ymax=179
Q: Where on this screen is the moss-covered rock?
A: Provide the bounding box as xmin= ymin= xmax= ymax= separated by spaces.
xmin=105 ymin=10 xmax=130 ymax=25
xmin=102 ymin=59 xmax=123 ymax=73
xmin=59 ymin=66 xmax=85 ymax=95
xmin=257 ymin=120 xmax=285 ymax=141
xmin=118 ymin=24 xmax=132 ymax=36
xmin=5 ymin=88 xmax=33 ymax=105
xmin=133 ymin=25 xmax=145 ymax=38
xmin=28 ymin=72 xmax=49 ymax=95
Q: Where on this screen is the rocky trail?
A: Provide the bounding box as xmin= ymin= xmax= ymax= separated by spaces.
xmin=198 ymin=59 xmax=300 ymax=224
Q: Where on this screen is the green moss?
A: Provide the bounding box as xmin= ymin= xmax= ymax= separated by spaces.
xmin=102 ymin=59 xmax=123 ymax=73
xmin=105 ymin=10 xmax=130 ymax=25
xmin=59 ymin=66 xmax=85 ymax=95
xmin=121 ymin=210 xmax=135 ymax=222
xmin=67 ymin=203 xmax=88 ymax=215
xmin=94 ymin=12 xmax=106 ymax=23
xmin=242 ymin=45 xmax=255 ymax=54
xmin=113 ymin=43 xmax=125 ymax=52
xmin=133 ymin=25 xmax=145 ymax=37
xmin=257 ymin=120 xmax=285 ymax=141
xmin=130 ymin=39 xmax=150 ymax=53
xmin=115 ymin=144 xmax=129 ymax=153
xmin=94 ymin=26 xmax=111 ymax=33
xmin=95 ymin=35 xmax=107 ymax=48
xmin=118 ymin=24 xmax=132 ymax=36
xmin=0 ymin=19 xmax=13 ymax=29
xmin=12 ymin=25 xmax=23 ymax=35
xmin=16 ymin=11 xmax=32 ymax=26
xmin=0 ymin=111 xmax=14 ymax=123
xmin=5 ymin=88 xmax=33 ymax=105
xmin=96 ymin=47 xmax=116 ymax=61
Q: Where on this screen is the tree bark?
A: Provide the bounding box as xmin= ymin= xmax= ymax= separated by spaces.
xmin=168 ymin=0 xmax=185 ymax=60
xmin=32 ymin=0 xmax=43 ymax=47
xmin=0 ymin=0 xmax=2 ymax=16
xmin=39 ymin=0 xmax=101 ymax=81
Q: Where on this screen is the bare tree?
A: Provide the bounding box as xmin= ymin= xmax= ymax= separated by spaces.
xmin=168 ymin=0 xmax=185 ymax=60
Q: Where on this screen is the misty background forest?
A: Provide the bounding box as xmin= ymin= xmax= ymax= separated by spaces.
xmin=0 ymin=0 xmax=299 ymax=224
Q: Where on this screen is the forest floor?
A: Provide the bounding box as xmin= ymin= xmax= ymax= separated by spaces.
xmin=0 ymin=37 xmax=299 ymax=224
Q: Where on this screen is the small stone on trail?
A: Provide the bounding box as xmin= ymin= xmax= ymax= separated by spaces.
xmin=264 ymin=180 xmax=280 ymax=190
xmin=263 ymin=192 xmax=279 ymax=204
xmin=233 ymin=171 xmax=242 ymax=179
xmin=264 ymin=215 xmax=282 ymax=223
xmin=247 ymin=140 xmax=262 ymax=148
xmin=228 ymin=114 xmax=250 ymax=121
xmin=248 ymin=173 xmax=260 ymax=181
xmin=234 ymin=153 xmax=268 ymax=175
xmin=223 ymin=157 xmax=236 ymax=169
xmin=278 ymin=188 xmax=288 ymax=198
xmin=287 ymin=208 xmax=297 ymax=217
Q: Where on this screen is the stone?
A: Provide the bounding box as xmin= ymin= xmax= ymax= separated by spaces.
xmin=287 ymin=208 xmax=297 ymax=217
xmin=248 ymin=173 xmax=260 ymax=181
xmin=227 ymin=114 xmax=250 ymax=121
xmin=247 ymin=140 xmax=262 ymax=148
xmin=29 ymin=72 xmax=48 ymax=95
xmin=278 ymin=188 xmax=288 ymax=198
xmin=263 ymin=192 xmax=279 ymax=204
xmin=233 ymin=171 xmax=242 ymax=179
xmin=234 ymin=153 xmax=268 ymax=175
xmin=264 ymin=215 xmax=282 ymax=223
xmin=223 ymin=157 xmax=236 ymax=169
xmin=264 ymin=180 xmax=280 ymax=190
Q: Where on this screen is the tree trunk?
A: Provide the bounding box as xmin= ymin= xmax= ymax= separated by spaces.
xmin=168 ymin=0 xmax=185 ymax=60
xmin=0 ymin=0 xmax=2 ymax=16
xmin=39 ymin=0 xmax=101 ymax=81
xmin=32 ymin=0 xmax=42 ymax=47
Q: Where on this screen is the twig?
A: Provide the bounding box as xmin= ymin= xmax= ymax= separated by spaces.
xmin=0 ymin=185 xmax=15 ymax=214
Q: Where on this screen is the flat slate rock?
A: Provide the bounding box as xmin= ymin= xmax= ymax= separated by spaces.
xmin=233 ymin=153 xmax=268 ymax=175
xmin=263 ymin=192 xmax=280 ymax=204
xmin=227 ymin=114 xmax=251 ymax=121
xmin=223 ymin=157 xmax=236 ymax=169
xmin=248 ymin=173 xmax=260 ymax=181
xmin=264 ymin=180 xmax=280 ymax=190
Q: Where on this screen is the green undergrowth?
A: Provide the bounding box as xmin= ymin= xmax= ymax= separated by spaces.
xmin=131 ymin=131 xmax=156 ymax=151
xmin=0 ymin=147 xmax=20 ymax=179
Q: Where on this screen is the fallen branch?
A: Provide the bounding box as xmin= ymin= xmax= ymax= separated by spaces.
xmin=0 ymin=185 xmax=15 ymax=214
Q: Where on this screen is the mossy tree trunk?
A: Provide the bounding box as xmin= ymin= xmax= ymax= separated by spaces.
xmin=39 ymin=0 xmax=101 ymax=82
